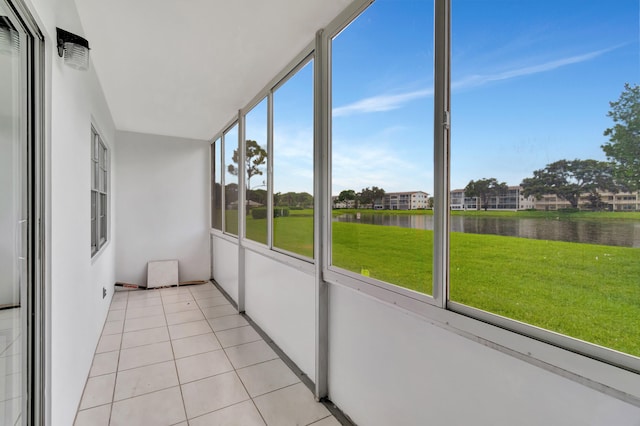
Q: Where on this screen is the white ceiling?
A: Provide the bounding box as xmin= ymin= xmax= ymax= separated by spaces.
xmin=73 ymin=0 xmax=355 ymax=141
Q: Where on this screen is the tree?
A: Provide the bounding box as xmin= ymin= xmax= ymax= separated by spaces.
xmin=274 ymin=191 xmax=313 ymax=208
xmin=602 ymin=83 xmax=640 ymax=191
xmin=336 ymin=189 xmax=357 ymax=208
xmin=521 ymin=159 xmax=616 ymax=209
xmin=248 ymin=188 xmax=267 ymax=206
xmin=338 ymin=189 xmax=356 ymax=202
xmin=227 ymin=140 xmax=267 ymax=191
xmin=464 ymin=178 xmax=508 ymax=211
xmin=359 ymin=186 xmax=385 ymax=208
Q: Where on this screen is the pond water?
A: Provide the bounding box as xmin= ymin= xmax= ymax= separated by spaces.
xmin=333 ymin=213 xmax=640 ymax=248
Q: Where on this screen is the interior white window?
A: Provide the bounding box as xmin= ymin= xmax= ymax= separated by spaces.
xmin=91 ymin=126 xmax=109 ymax=256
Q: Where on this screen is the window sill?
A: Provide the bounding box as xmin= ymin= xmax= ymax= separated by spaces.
xmin=90 ymin=240 xmax=110 ymax=264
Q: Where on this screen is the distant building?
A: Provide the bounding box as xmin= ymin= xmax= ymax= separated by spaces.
xmin=532 ymin=190 xmax=640 ymax=211
xmin=451 ymin=189 xmax=478 ymax=210
xmin=451 ymin=186 xmax=534 ymax=211
xmin=451 ymin=187 xmax=640 ymax=211
xmin=613 ymin=192 xmax=640 ymax=211
xmin=382 ymin=191 xmax=429 ymax=210
xmin=332 ymin=196 xmax=356 ymax=209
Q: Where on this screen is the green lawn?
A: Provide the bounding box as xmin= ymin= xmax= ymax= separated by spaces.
xmin=243 ymin=211 xmax=640 ymax=357
xmin=449 ymin=232 xmax=640 ymax=356
xmin=332 ymin=222 xmax=432 ymax=295
xmin=245 ymin=208 xmax=314 ymax=257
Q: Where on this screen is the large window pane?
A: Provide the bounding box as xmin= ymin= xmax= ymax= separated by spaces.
xmin=211 ymin=138 xmax=222 ymax=230
xmin=331 ymin=0 xmax=434 ymax=295
xmin=450 ymin=0 xmax=640 ymax=357
xmin=273 ymin=61 xmax=314 ymax=258
xmin=224 ymin=124 xmax=239 ymax=235
xmin=0 ymin=4 xmax=30 ymax=421
xmin=244 ymin=99 xmax=268 ymax=244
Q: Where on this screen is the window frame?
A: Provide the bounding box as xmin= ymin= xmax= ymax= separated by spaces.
xmin=211 ymin=137 xmax=223 ymax=231
xmin=242 ymin=96 xmax=269 ymax=246
xmin=90 ymin=126 xmax=109 ymax=257
xmin=222 ymin=121 xmax=239 ymax=237
xmin=213 ymin=51 xmax=317 ymax=267
xmin=270 ymin=54 xmax=316 ymax=262
xmin=208 ymin=0 xmax=640 ymax=388
xmin=323 ymin=0 xmax=440 ymax=308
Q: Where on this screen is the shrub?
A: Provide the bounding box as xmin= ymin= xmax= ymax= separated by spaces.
xmin=251 ymin=207 xmax=290 ymax=219
xmin=274 ymin=207 xmax=290 ymax=217
xmin=251 ymin=208 xmax=267 ymax=219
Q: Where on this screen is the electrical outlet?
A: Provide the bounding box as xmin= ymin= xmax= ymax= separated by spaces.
xmin=102 ymin=287 xmax=107 ymax=299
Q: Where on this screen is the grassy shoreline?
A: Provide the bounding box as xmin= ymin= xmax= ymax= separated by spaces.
xmin=334 ymin=208 xmax=640 ymax=221
xmin=243 ymin=211 xmax=640 ymax=357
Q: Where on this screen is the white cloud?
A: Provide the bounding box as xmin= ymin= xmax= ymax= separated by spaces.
xmin=332 ymin=88 xmax=433 ymax=117
xmin=271 ymin=125 xmax=314 ymax=193
xmin=273 ymin=126 xmax=313 ymax=161
xmin=452 ymin=46 xmax=616 ymax=90
xmin=332 ymin=46 xmax=617 ymax=118
xmin=331 ymin=135 xmax=432 ymax=195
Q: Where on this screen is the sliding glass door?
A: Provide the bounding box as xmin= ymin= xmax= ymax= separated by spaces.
xmin=1 ymin=0 xmax=42 ymax=423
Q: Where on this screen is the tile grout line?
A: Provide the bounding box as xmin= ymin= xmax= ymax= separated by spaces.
xmin=92 ymin=283 xmax=345 ymax=426
xmin=107 ymin=289 xmax=129 ymax=425
xmin=72 ymin=289 xmax=127 ymax=425
xmin=73 ymin=293 xmax=129 ymax=425
xmin=187 ymin=283 xmax=268 ymax=424
xmin=211 ymin=280 xmax=354 ymax=426
xmin=184 ymin=283 xmax=225 ymax=421
xmin=163 ymin=287 xmax=189 ymax=425
xmin=228 ymin=338 xmax=269 ymax=426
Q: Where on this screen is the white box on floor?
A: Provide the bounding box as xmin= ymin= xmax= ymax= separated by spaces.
xmin=147 ymin=260 xmax=179 ymax=288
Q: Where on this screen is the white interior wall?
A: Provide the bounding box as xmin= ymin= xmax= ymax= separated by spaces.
xmin=48 ymin=60 xmax=117 ymax=426
xmin=244 ymin=250 xmax=316 ymax=382
xmin=212 ymin=236 xmax=239 ymax=301
xmin=328 ymin=284 xmax=640 ymax=426
xmin=25 ymin=0 xmax=118 ymax=424
xmin=115 ymin=131 xmax=210 ymax=285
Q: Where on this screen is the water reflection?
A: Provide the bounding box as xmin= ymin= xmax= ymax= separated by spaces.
xmin=333 ymin=213 xmax=640 ymax=248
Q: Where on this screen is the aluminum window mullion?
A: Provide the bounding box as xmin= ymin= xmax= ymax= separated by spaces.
xmin=267 ymin=92 xmax=274 ymax=249
xmin=221 ymin=133 xmax=226 ymax=233
xmin=238 ymin=111 xmax=247 ymax=241
xmin=238 ymin=111 xmax=246 ymax=313
xmin=433 ymin=0 xmax=451 ymax=308
xmin=314 ymin=29 xmax=329 ymax=399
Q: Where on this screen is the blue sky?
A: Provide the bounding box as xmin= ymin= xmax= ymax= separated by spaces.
xmin=244 ymin=0 xmax=639 ymax=196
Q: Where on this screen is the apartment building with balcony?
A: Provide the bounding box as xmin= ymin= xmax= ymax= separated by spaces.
xmin=452 ymin=186 xmax=639 ymax=212
xmin=451 ymin=186 xmax=534 ymax=211
xmin=382 ymin=191 xmax=429 ymax=210
xmin=531 ymin=191 xmax=640 ymax=211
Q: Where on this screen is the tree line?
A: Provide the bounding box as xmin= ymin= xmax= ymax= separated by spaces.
xmin=465 ymin=84 xmax=640 ymax=210
xmin=335 ymin=186 xmax=386 ymax=209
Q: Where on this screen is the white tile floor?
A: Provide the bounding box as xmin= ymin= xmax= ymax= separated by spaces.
xmin=75 ymin=282 xmax=342 ymax=426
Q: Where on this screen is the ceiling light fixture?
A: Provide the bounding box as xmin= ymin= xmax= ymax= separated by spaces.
xmin=0 ymin=16 xmax=19 ymax=56
xmin=56 ymin=27 xmax=90 ymax=71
